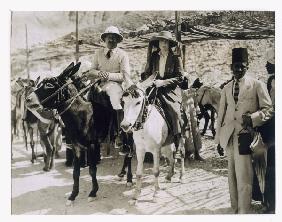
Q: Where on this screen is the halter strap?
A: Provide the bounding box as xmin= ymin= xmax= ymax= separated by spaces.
xmin=41 ymin=79 xmax=73 ymax=104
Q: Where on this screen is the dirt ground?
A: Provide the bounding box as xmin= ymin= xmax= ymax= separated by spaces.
xmin=11 ymin=128 xmax=265 ymax=215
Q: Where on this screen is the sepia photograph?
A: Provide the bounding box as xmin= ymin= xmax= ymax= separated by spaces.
xmin=3 ymin=0 xmax=279 ymax=219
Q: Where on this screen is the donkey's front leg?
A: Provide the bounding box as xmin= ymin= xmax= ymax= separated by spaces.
xmin=133 ymin=150 xmax=145 ymax=200
xmin=66 ymin=155 xmax=80 ymax=206
xmin=153 ymin=150 xmax=160 ymax=197
xmin=179 ymin=156 xmax=185 ymax=183
xmin=40 ymin=134 xmax=53 ymax=171
xmin=29 ymin=128 xmax=36 ymax=163
xmin=118 ymin=154 xmax=128 ymax=179
xmin=126 ymin=155 xmax=133 ymax=187
xmin=88 ymin=164 xmax=99 ymax=202
xmin=49 ymin=144 xmax=56 ymax=170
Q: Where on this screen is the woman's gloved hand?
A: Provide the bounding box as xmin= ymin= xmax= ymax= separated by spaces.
xmin=153 ymin=79 xmax=175 ymax=88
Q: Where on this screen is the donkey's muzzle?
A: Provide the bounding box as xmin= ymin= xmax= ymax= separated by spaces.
xmin=121 ymin=121 xmax=132 ymax=132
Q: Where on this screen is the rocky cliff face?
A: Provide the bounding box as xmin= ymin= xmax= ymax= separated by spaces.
xmin=11 ymin=11 xmax=274 ymax=88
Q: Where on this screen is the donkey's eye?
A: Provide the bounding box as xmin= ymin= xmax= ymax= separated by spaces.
xmin=136 ymin=101 xmax=141 ymax=105
xmin=45 ymin=83 xmax=55 ymax=89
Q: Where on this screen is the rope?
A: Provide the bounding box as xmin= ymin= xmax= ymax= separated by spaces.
xmin=199 ymin=88 xmax=207 ymax=105
xmin=59 ymin=82 xmax=94 ymax=115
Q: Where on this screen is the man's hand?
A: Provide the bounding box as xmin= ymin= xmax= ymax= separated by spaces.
xmin=98 ymin=71 xmax=109 ymax=81
xmin=242 ymin=113 xmax=253 ymax=129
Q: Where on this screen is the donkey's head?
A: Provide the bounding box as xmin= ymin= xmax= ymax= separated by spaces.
xmin=191 ymin=78 xmax=203 ymax=89
xmin=25 ymin=62 xmax=81 ymax=112
xmin=121 ymin=85 xmax=145 ymax=132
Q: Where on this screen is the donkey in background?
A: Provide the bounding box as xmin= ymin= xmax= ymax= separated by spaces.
xmin=16 ymin=77 xmax=63 ymax=168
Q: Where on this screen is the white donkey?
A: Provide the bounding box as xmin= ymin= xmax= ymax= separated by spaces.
xmin=121 ymin=78 xmax=185 ymax=201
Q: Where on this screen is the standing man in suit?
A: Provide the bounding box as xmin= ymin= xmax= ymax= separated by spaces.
xmin=215 ymin=48 xmax=273 ymax=213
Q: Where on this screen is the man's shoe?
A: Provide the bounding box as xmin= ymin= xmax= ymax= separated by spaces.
xmin=115 ymin=135 xmax=123 ymax=149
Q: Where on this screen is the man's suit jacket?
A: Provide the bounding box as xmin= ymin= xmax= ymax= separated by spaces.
xmin=215 ymin=75 xmax=273 ymax=149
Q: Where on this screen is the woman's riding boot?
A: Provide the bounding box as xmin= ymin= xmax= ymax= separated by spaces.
xmin=173 ymin=134 xmax=184 ymax=160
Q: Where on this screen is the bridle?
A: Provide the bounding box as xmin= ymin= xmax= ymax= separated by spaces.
xmin=40 ymin=78 xmax=74 ymax=105
xmin=35 ymin=77 xmax=100 ymax=115
xmin=125 ymin=85 xmax=158 ymax=131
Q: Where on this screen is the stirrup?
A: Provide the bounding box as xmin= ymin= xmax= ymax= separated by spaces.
xmin=173 ymin=150 xmax=183 ymax=160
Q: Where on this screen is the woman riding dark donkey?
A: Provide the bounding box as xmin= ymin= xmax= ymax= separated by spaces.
xmin=141 ymin=31 xmax=186 ymax=160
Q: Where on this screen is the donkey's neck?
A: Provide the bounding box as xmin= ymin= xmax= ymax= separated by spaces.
xmin=139 ymin=104 xmax=168 ymax=144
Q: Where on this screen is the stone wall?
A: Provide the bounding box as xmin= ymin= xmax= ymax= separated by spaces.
xmin=126 ymin=38 xmax=274 ymax=87
xmin=184 ymin=38 xmax=274 ymax=87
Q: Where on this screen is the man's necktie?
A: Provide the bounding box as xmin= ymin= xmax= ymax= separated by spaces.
xmin=106 ymin=50 xmax=112 ymax=59
xmin=233 ymin=80 xmax=239 ymax=103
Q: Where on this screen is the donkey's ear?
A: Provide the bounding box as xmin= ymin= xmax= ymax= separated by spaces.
xmin=58 ymin=62 xmax=74 ymax=81
xmin=35 ymin=76 xmax=40 ymax=86
xmin=69 ymin=62 xmax=81 ymax=77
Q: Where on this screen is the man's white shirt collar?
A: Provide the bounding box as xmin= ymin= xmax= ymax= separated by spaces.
xmin=104 ymin=47 xmax=118 ymax=56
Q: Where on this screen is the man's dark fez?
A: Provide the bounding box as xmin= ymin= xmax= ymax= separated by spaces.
xmin=232 ymin=48 xmax=248 ymax=64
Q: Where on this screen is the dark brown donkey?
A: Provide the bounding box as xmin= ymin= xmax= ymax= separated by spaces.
xmin=25 ymin=62 xmax=100 ymax=205
xmin=191 ymin=78 xmax=221 ymax=138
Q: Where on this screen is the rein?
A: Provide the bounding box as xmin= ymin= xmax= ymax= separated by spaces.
xmin=198 ymin=88 xmax=207 ymax=105
xmin=132 ymin=86 xmax=158 ymax=131
xmin=59 ymin=82 xmax=94 ymax=115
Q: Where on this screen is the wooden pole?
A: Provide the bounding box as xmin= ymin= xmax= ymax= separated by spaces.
xmin=11 ymin=11 xmax=13 ymax=80
xmin=75 ymin=11 xmax=79 ymax=63
xmin=175 ymin=11 xmax=181 ymax=42
xmin=10 ymin=11 xmax=13 ymax=39
xmin=175 ymin=11 xmax=186 ymax=70
xmin=25 ymin=24 xmax=30 ymax=79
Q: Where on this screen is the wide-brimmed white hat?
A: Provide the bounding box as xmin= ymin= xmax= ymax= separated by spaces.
xmin=101 ymin=26 xmax=123 ymax=43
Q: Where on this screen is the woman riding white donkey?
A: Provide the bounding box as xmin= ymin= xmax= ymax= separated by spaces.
xmin=121 ymin=31 xmax=186 ymax=201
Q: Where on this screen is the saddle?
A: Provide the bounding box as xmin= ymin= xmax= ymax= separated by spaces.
xmin=87 ymin=85 xmax=117 ymax=142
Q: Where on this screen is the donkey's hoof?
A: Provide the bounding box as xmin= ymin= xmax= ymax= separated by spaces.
xmin=153 ymin=190 xmax=160 ymax=198
xmin=195 ymin=156 xmax=205 ymax=161
xmin=117 ymin=175 xmax=124 ymax=181
xmin=118 ymin=171 xmax=126 ymax=178
xmin=176 ymin=178 xmax=183 ymax=184
xmin=65 ymin=200 xmax=74 ymax=207
xmin=42 ymin=167 xmax=49 ymax=172
xmin=129 ymin=199 xmax=137 ymax=206
xmin=126 ymin=182 xmax=133 ymax=187
xmin=165 ymin=176 xmax=172 ymax=183
xmin=87 ymin=196 xmax=97 ymax=202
